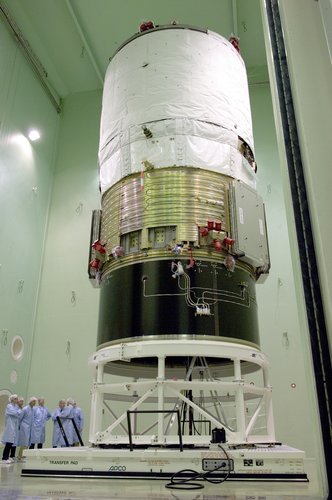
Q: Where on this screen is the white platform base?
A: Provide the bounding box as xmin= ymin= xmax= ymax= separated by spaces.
xmin=21 ymin=444 xmax=308 ymax=482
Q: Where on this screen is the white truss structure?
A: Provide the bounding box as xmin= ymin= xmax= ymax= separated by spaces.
xmin=88 ymin=339 xmax=276 ymax=447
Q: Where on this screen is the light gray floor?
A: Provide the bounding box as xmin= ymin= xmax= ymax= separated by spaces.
xmin=0 ymin=461 xmax=327 ymax=500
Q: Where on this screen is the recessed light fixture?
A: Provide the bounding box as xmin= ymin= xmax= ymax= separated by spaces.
xmin=28 ymin=129 xmax=41 ymax=141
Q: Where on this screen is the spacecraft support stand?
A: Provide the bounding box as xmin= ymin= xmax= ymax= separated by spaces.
xmin=88 ymin=339 xmax=276 ymax=447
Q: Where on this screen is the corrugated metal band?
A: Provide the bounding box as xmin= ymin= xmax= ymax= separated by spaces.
xmin=101 ymin=167 xmax=230 ymax=250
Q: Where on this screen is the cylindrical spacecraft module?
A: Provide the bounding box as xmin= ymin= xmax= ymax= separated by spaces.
xmin=90 ymin=25 xmax=270 ymax=374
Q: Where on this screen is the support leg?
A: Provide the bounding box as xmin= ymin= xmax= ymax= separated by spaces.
xmin=157 ymin=355 xmax=165 ymax=443
xmin=234 ymin=358 xmax=246 ymax=442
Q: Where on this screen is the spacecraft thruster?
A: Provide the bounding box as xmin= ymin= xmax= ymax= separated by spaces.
xmin=89 ymin=24 xmax=270 ymax=375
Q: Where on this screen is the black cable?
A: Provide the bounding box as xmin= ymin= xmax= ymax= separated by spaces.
xmin=165 ymin=444 xmax=231 ymax=490
xmin=165 ymin=470 xmax=205 ymax=490
xmin=192 ymin=420 xmax=201 ymax=435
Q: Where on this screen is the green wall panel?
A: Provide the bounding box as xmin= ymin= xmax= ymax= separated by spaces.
xmin=250 ymin=81 xmax=325 ymax=492
xmin=0 ymin=24 xmax=59 ymax=408
xmin=25 ymin=90 xmax=101 ymax=445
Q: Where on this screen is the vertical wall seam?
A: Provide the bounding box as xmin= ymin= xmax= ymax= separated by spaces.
xmin=265 ymin=0 xmax=332 ymax=490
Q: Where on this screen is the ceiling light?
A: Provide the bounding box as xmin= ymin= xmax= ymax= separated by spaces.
xmin=28 ymin=129 xmax=41 ymax=141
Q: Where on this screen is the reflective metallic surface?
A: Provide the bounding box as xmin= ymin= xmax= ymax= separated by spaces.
xmin=101 ymin=167 xmax=229 ymax=256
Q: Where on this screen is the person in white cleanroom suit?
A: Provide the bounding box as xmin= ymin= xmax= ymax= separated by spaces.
xmin=29 ymin=397 xmax=51 ymax=449
xmin=17 ymin=397 xmax=37 ymax=460
xmin=72 ymin=400 xmax=84 ymax=445
xmin=1 ymin=394 xmax=21 ymax=464
xmin=10 ymin=396 xmax=24 ymax=460
xmin=52 ymin=399 xmax=74 ymax=447
xmin=62 ymin=398 xmax=75 ymax=445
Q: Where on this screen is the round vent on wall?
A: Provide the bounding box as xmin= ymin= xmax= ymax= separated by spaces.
xmin=11 ymin=336 xmax=24 ymax=361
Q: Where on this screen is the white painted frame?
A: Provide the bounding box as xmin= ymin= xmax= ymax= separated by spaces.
xmin=88 ymin=339 xmax=276 ymax=446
